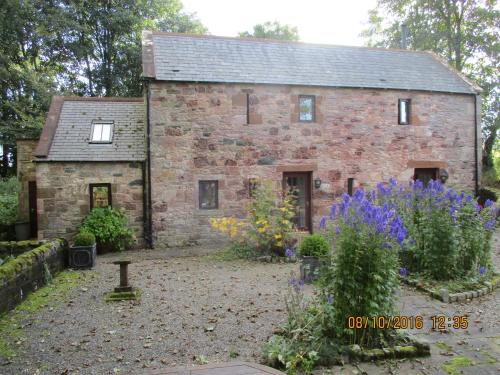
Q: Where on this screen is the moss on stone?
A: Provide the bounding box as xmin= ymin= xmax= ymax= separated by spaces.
xmin=0 ymin=239 xmax=64 ymax=283
xmin=442 ymin=356 xmax=474 ymax=375
xmin=0 ymin=270 xmax=91 ymax=359
xmin=105 ymin=289 xmax=141 ymax=302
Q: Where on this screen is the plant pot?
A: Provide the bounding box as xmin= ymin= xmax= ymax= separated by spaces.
xmin=300 ymin=256 xmax=323 ymax=283
xmin=96 ymin=241 xmax=114 ymax=254
xmin=14 ymin=221 xmax=30 ymax=241
xmin=69 ymin=244 xmax=96 ymax=269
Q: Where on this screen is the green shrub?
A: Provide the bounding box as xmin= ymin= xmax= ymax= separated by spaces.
xmin=73 ymin=231 xmax=96 ymax=246
xmin=0 ymin=177 xmax=19 ymax=226
xmin=298 ymin=234 xmax=329 ymax=257
xmin=79 ymin=207 xmax=134 ymax=251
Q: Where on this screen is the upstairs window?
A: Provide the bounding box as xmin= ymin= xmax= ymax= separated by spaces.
xmin=90 ymin=183 xmax=112 ymax=209
xmin=199 ymin=180 xmax=218 ymax=209
xmin=398 ymin=99 xmax=411 ymax=125
xmin=299 ymin=95 xmax=315 ymax=122
xmin=90 ymin=121 xmax=113 ymax=143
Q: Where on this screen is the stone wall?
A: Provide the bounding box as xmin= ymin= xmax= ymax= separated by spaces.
xmin=0 ymin=238 xmax=67 ymax=313
xmin=149 ymin=82 xmax=478 ymax=247
xmin=16 ymin=140 xmax=38 ymax=222
xmin=35 ymin=162 xmax=144 ymax=244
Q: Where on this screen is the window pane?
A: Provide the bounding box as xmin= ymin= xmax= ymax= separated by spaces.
xmin=92 ymin=124 xmax=103 ymax=141
xmin=92 ymin=186 xmax=110 ymax=208
xmin=199 ymin=181 xmax=218 ymax=209
xmin=400 ymin=101 xmax=407 ymax=123
xmin=299 ymin=96 xmax=314 ymax=121
xmin=101 ymin=124 xmax=111 ymax=141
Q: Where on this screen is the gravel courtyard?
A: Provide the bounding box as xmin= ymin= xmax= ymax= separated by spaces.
xmin=1 ymin=234 xmax=499 ymax=375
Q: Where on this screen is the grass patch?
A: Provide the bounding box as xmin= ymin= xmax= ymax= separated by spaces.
xmin=479 ymin=349 xmax=497 ymax=364
xmin=0 ymin=270 xmax=93 ymax=360
xmin=442 ymin=356 xmax=474 ymax=375
xmin=407 ymin=273 xmax=498 ymax=294
xmin=435 ymin=341 xmax=453 ymax=353
xmin=208 ymin=242 xmax=257 ymax=261
xmin=105 ymin=289 xmax=141 ymax=302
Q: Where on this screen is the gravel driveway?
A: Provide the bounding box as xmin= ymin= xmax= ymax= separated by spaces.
xmin=1 ymin=232 xmax=499 ymax=375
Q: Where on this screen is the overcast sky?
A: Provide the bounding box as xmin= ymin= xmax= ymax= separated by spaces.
xmin=181 ymin=0 xmax=378 ymax=46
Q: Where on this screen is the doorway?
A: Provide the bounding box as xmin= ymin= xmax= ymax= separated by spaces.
xmin=414 ymin=168 xmax=439 ymax=187
xmin=283 ymin=172 xmax=312 ymax=232
xmin=28 ymin=181 xmax=37 ymax=238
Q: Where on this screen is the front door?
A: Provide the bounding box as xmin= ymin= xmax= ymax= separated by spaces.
xmin=283 ymin=172 xmax=312 ymax=232
xmin=28 ymin=181 xmax=37 ymax=238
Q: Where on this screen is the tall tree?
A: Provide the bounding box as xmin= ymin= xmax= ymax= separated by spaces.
xmin=0 ymin=0 xmax=207 ymax=176
xmin=239 ymin=21 xmax=299 ymax=41
xmin=362 ymin=0 xmax=499 ymax=169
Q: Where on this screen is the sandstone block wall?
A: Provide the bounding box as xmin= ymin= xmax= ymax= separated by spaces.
xmin=149 ymin=82 xmax=477 ymax=247
xmin=35 ymin=162 xmax=144 ymax=244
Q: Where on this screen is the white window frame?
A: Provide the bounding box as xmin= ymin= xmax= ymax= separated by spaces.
xmin=90 ymin=121 xmax=114 ymax=143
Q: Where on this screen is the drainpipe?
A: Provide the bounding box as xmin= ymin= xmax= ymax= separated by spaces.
xmin=473 ymin=94 xmax=479 ymax=196
xmin=144 ymin=78 xmax=154 ymax=248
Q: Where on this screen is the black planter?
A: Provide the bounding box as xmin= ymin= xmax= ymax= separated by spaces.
xmin=69 ymin=244 xmax=96 ymax=269
xmin=300 ymin=256 xmax=324 ymax=283
xmin=14 ymin=221 xmax=30 ymax=241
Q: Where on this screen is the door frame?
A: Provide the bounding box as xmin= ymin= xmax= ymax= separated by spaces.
xmin=282 ymin=172 xmax=312 ymax=232
xmin=28 ymin=181 xmax=37 ymax=239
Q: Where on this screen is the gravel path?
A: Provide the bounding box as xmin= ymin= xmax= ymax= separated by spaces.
xmin=1 ymin=231 xmax=499 ymax=375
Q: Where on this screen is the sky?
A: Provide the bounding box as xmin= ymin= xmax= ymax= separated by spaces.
xmin=181 ymin=0 xmax=379 ymax=46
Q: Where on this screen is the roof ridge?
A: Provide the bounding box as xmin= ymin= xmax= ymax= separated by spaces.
xmin=61 ymin=96 xmax=143 ymax=102
xmin=150 ymin=31 xmax=432 ymax=54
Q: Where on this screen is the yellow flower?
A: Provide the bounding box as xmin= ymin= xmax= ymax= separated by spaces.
xmin=274 ymin=234 xmax=282 ymax=239
xmin=257 ymin=227 xmax=266 ymax=234
xmin=276 ymin=241 xmax=283 ymax=247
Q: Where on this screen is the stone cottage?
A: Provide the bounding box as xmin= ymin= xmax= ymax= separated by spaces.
xmin=18 ymin=31 xmax=482 ymax=247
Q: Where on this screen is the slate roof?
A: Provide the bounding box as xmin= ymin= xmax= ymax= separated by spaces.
xmin=143 ymin=31 xmax=478 ymax=94
xmin=35 ymin=97 xmax=145 ymax=162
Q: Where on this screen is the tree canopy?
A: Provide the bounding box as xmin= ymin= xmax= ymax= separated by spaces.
xmin=0 ymin=0 xmax=206 ymax=177
xmin=239 ymin=21 xmax=299 ymax=41
xmin=362 ymin=0 xmax=499 ymax=168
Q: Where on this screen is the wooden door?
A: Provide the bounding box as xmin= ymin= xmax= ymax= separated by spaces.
xmin=283 ymin=172 xmax=312 ymax=232
xmin=28 ymin=181 xmax=37 ymax=238
xmin=414 ymin=168 xmax=438 ymax=187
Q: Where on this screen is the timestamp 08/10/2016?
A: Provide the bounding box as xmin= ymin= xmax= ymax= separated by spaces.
xmin=346 ymin=315 xmax=469 ymax=330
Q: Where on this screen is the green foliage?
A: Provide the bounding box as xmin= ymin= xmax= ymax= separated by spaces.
xmin=211 ymin=179 xmax=296 ymax=256
xmin=80 ymin=207 xmax=134 ymax=252
xmin=263 ymin=284 xmax=339 ymax=374
xmin=332 ymin=222 xmax=399 ymax=347
xmin=239 ymin=21 xmax=299 ymax=41
xmin=0 ymin=177 xmax=18 ymax=225
xmin=298 ymin=234 xmax=330 ymax=257
xmin=73 ymin=231 xmax=96 ymax=246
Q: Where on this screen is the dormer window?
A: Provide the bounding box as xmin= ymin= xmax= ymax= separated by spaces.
xmin=90 ymin=121 xmax=113 ymax=143
xmin=398 ymin=99 xmax=411 ymax=125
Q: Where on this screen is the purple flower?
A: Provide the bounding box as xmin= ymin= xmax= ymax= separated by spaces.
xmin=484 ymin=219 xmax=496 ymax=230
xmin=330 ymin=204 xmax=337 ymax=220
xmin=319 ymin=216 xmax=327 ymax=229
xmin=335 ymin=226 xmax=340 ymax=235
xmin=485 ymin=199 xmax=494 ymax=208
xmin=479 ymin=266 xmax=486 ymax=275
xmin=399 ymin=267 xmax=408 ymax=277
xmin=326 ymin=295 xmax=333 ymax=305
xmin=285 ymin=248 xmax=294 ymax=257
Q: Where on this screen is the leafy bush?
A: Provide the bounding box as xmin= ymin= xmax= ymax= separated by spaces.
xmin=297 ymin=234 xmax=329 ymax=257
xmin=0 ymin=177 xmax=19 ymax=226
xmin=477 ymin=187 xmax=497 ymax=206
xmin=73 ymin=231 xmax=96 ymax=246
xmin=79 ymin=207 xmax=134 ymax=251
xmin=263 ymin=278 xmax=339 ymax=374
xmin=376 ymin=179 xmax=497 ymax=280
xmin=211 ymin=179 xmax=296 ymax=256
xmin=327 ymin=191 xmax=402 ymax=347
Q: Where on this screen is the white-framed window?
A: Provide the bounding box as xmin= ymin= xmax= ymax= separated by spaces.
xmin=90 ymin=121 xmax=114 ymax=143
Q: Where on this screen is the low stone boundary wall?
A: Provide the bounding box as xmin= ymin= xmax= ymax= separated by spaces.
xmin=0 ymin=239 xmax=68 ymax=313
xmin=0 ymin=240 xmax=45 ymax=258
